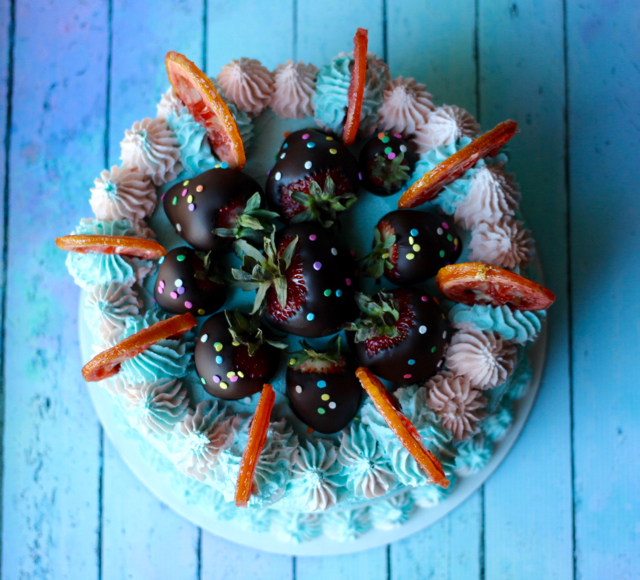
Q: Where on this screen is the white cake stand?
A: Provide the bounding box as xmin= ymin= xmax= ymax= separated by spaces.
xmin=79 ymin=295 xmax=546 ymax=556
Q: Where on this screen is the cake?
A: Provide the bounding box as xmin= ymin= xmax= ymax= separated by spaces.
xmin=57 ymin=28 xmax=554 ymax=543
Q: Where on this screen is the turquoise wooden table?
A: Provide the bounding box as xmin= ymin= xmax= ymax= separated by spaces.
xmin=1 ymin=0 xmax=638 ymax=578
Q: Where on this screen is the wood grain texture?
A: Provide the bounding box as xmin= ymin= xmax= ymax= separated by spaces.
xmin=566 ymin=1 xmax=640 ymax=578
xmin=1 ymin=0 xmax=108 ymax=577
xmin=478 ymin=1 xmax=575 ymax=578
xmin=297 ymin=548 xmax=388 ymax=580
xmin=102 ymin=1 xmax=203 ymax=577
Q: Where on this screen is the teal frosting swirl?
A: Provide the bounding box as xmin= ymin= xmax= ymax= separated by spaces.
xmin=449 ymin=303 xmax=546 ymax=344
xmin=217 ymin=502 xmax=274 ymax=534
xmin=120 ymin=310 xmax=193 ymax=385
xmin=165 ymin=109 xmax=219 ymax=176
xmin=506 ymin=354 xmax=533 ymax=400
xmin=455 ymin=433 xmax=493 ymax=476
xmin=210 ymin=77 xmax=254 ymax=148
xmin=361 ymin=385 xmax=457 ymax=487
xmin=369 ymin=491 xmax=415 ymax=530
xmin=482 ymin=402 xmax=514 ymax=442
xmin=412 ymin=473 xmax=457 ymax=508
xmin=272 ymin=512 xmax=322 ymax=543
xmin=313 ymin=53 xmax=389 ymax=135
xmin=323 ymin=507 xmax=371 ymax=541
xmin=66 ymin=218 xmax=155 ymax=289
xmin=214 ymin=418 xmax=297 ymax=507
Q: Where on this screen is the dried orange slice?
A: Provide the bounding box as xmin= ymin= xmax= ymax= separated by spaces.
xmin=55 ymin=235 xmax=166 ymax=260
xmin=398 ymin=120 xmax=518 ymax=209
xmin=355 ymin=367 xmax=449 ymax=488
xmin=165 ymin=51 xmax=246 ymax=170
xmin=436 ymin=262 xmax=555 ymax=311
xmin=235 ymin=384 xmax=276 ymax=507
xmin=342 ymin=28 xmax=368 ymax=146
xmin=82 ymin=313 xmax=197 ymax=382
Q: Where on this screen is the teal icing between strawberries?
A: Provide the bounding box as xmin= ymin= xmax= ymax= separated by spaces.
xmin=165 ymin=109 xmax=220 ymax=176
xmin=454 ymin=433 xmax=493 ymax=476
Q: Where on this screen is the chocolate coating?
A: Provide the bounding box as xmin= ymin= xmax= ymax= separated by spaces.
xmin=348 ymin=288 xmax=449 ymax=384
xmin=194 ymin=312 xmax=280 ymax=401
xmin=268 ymin=223 xmax=359 ymax=338
xmin=379 ymin=210 xmax=462 ymax=286
xmin=359 ymin=132 xmax=416 ymax=196
xmin=265 ymin=128 xmax=360 ymax=218
xmin=286 ymin=356 xmax=362 ymax=434
xmin=154 ymin=247 xmax=226 ymax=316
xmin=163 ymin=168 xmax=264 ymax=252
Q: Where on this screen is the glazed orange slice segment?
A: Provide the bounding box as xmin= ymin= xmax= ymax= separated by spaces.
xmin=55 ymin=235 xmax=166 ymax=260
xmin=82 ymin=313 xmax=197 ymax=382
xmin=356 ymin=367 xmax=449 ymax=488
xmin=436 ymin=262 xmax=555 ymax=311
xmin=235 ymin=384 xmax=276 ymax=507
xmin=165 ymin=51 xmax=246 ymax=170
xmin=342 ymin=28 xmax=368 ymax=146
xmin=398 ymin=120 xmax=518 ymax=209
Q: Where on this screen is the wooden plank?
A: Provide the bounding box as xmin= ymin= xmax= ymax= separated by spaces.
xmin=478 ymin=1 xmax=574 ymax=578
xmin=390 ymin=491 xmax=482 ymax=580
xmin=387 ymin=1 xmax=482 ymax=577
xmin=566 ymin=2 xmax=640 ymax=578
xmin=1 ymin=0 xmax=108 ymax=577
xmin=101 ymin=1 xmax=204 ymax=577
xmin=207 ymin=0 xmax=295 ymax=75
xmin=297 ymin=547 xmax=388 ymax=580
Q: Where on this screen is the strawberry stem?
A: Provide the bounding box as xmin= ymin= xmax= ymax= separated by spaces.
xmin=289 ymin=176 xmax=357 ymax=229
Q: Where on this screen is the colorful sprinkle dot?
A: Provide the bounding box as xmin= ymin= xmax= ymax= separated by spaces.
xmin=302 ymin=133 xmax=310 ymax=139
xmin=243 ymin=397 xmax=252 ymax=404
xmin=275 ymin=172 xmax=282 ymax=181
xmin=317 ymin=408 xmax=326 ymax=415
xmin=309 ymin=234 xmax=317 ymax=241
xmin=196 ymin=185 xmax=204 ymax=192
xmin=306 ymin=142 xmax=316 ymax=148
xmin=183 ymin=180 xmax=190 ymax=186
xmin=410 ymin=228 xmax=419 ymax=236
xmin=289 ymin=358 xmax=297 ymax=366
xmin=177 ymin=287 xmax=185 ymax=295
xmin=431 ymin=347 xmax=437 ymax=353
xmin=177 ymin=254 xmax=185 ymax=262
xmin=313 ymin=261 xmax=322 ymax=271
xmin=388 ymin=152 xmax=396 ymax=160
xmin=184 ymin=300 xmax=193 ymax=309
xmin=213 ymin=375 xmax=221 ymax=383
xmin=442 ymin=313 xmax=446 ymax=319
xmin=326 ymin=136 xmax=333 ymax=141
xmin=442 ymin=331 xmax=447 ymax=339
xmin=201 ymin=334 xmax=209 ymax=343
xmin=280 ymin=152 xmax=286 ymax=159
xmin=200 ymin=377 xmax=206 ymax=385
xmin=188 ymin=203 xmax=195 ymax=211
xmin=230 ymin=376 xmax=239 ymax=383
xmin=439 ymin=250 xmax=446 ymax=258
xmin=283 ymin=143 xmax=289 ymax=149
xmin=317 ymin=380 xmax=327 ymax=388
xmin=198 ymin=309 xmax=205 ymax=315
xmin=306 ymin=427 xmax=314 ymax=434
xmin=358 ymin=172 xmax=363 ymax=180
xmin=384 ymin=146 xmax=393 ymax=154
xmin=329 ymin=402 xmax=337 ymax=410
xmin=176 ymin=223 xmax=182 ymax=232
xmin=409 ymin=236 xmax=415 ymax=244
xmin=442 ymin=222 xmax=449 ymax=229
xmin=226 ymin=371 xmax=235 ymax=378
xmin=400 ymin=144 xmax=408 ymax=153
xmin=295 ymin=385 xmax=303 ymax=393
xmin=221 ymin=162 xmax=229 ymax=169
xmin=413 ymin=244 xmax=421 ymax=252
xmin=304 ymin=161 xmax=312 ymax=170
xmin=158 ymin=287 xmax=164 ymax=294
xmin=172 ymin=197 xmax=178 ymax=205
xmin=175 ymin=279 xmax=183 ymax=287
xmin=419 ymin=326 xmax=427 ymax=337
xmin=306 ymin=313 xmax=315 ymax=321
xmin=219 ymin=382 xmax=228 ymax=390
xmin=447 ymin=234 xmax=453 ymax=242
xmin=214 ymin=342 xmax=223 ymax=352
xmin=421 ymin=295 xmax=428 ymax=302
xmin=378 ymin=132 xmax=386 ymax=140
xmin=454 ymin=238 xmax=459 ymax=246
xmin=381 ymin=136 xmax=390 ymax=144
xmin=321 ymin=394 xmax=330 ymax=401
xmin=215 ymin=355 xmax=223 ymax=364
xmin=331 ymin=247 xmax=338 ymax=256
xmin=324 ymin=289 xmax=331 ymax=297
xmin=329 ymin=148 xmax=338 ymax=155
xmin=159 ymin=257 xmax=165 ymax=265
xmin=187 ymin=195 xmax=194 ymax=203
xmin=181 ymin=188 xmax=188 ymax=196
xmin=437 ymin=228 xmax=443 ymax=235
xmin=159 ymin=280 xmax=165 ymax=287
xmin=406 ymin=253 xmax=415 ymax=260
xmin=170 ymin=291 xmax=178 ymax=299
xmin=336 ymin=289 xmax=342 ymax=297
xmin=345 ymin=278 xmax=352 ymax=286
xmin=408 ymin=359 xmax=416 ymax=365
xmin=404 ymin=373 xmax=412 ymax=379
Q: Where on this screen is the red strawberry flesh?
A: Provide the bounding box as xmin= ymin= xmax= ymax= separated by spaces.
xmin=364 ymin=290 xmax=414 ymax=357
xmin=233 ymin=344 xmax=273 ymax=380
xmin=267 ymin=236 xmax=308 ymax=322
xmin=217 ymin=192 xmax=246 ymax=229
xmin=296 ymin=355 xmax=346 ymax=375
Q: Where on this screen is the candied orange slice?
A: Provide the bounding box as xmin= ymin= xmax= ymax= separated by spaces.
xmin=55 ymin=235 xmax=166 ymax=260
xmin=342 ymin=28 xmax=368 ymax=146
xmin=436 ymin=262 xmax=555 ymax=311
xmin=355 ymin=367 xmax=449 ymax=488
xmin=165 ymin=51 xmax=246 ymax=170
xmin=235 ymin=384 xmax=276 ymax=507
xmin=82 ymin=313 xmax=196 ymax=382
xmin=398 ymin=120 xmax=518 ymax=209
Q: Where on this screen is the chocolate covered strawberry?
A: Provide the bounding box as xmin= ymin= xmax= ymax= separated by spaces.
xmin=345 ymin=288 xmax=449 ymax=384
xmin=359 ymin=132 xmax=416 ymax=196
xmin=164 ymin=167 xmax=278 ymax=252
xmin=286 ymin=337 xmax=362 ymax=433
xmin=194 ymin=310 xmax=286 ymax=400
xmin=154 ymin=246 xmax=226 ymax=316
xmin=265 ymin=128 xmax=360 ymax=227
xmin=363 ymin=210 xmax=462 ymax=285
xmin=232 ymin=223 xmax=359 ymax=338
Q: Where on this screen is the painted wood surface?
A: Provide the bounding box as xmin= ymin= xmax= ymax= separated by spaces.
xmin=1 ymin=0 xmax=639 ymax=579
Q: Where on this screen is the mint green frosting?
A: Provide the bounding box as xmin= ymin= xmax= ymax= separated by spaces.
xmin=412 ymin=473 xmax=457 ymax=508
xmin=323 ymin=507 xmax=371 ymax=541
xmin=369 ymin=491 xmax=415 ymax=530
xmin=361 ymin=385 xmax=456 ymax=487
xmin=165 ymin=109 xmax=219 ymax=176
xmin=272 ymin=512 xmax=322 ymax=543
xmin=506 ymin=354 xmax=533 ymax=400
xmin=119 ymin=310 xmax=193 ymax=385
xmin=455 ymin=433 xmax=493 ymax=476
xmin=449 ymin=303 xmax=546 ymax=344
xmin=313 ymin=53 xmax=388 ymax=135
xmin=66 ymin=218 xmax=154 ymax=289
xmin=482 ymin=402 xmax=514 ymax=442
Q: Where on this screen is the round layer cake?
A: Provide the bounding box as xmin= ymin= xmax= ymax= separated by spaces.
xmin=65 ymin=40 xmax=548 ymax=543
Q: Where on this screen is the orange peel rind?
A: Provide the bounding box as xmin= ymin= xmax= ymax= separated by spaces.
xmin=342 ymin=28 xmax=368 ymax=146
xmin=235 ymin=384 xmax=276 ymax=507
xmin=355 ymin=367 xmax=449 ymax=488
xmin=55 ymin=234 xmax=166 ymax=260
xmin=165 ymin=51 xmax=246 ymax=170
xmin=436 ymin=262 xmax=555 ymax=311
xmin=398 ymin=120 xmax=518 ymax=209
xmin=81 ymin=313 xmax=197 ymax=382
